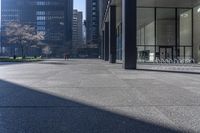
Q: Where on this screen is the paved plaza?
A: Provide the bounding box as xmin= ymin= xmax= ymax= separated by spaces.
xmin=0 ymin=59 xmax=200 ymax=133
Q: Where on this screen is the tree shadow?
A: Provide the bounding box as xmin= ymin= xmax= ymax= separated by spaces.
xmin=0 ymin=79 xmax=186 ymax=133
xmin=0 ymin=62 xmax=22 ymax=66
xmin=38 ymin=61 xmax=68 ymax=65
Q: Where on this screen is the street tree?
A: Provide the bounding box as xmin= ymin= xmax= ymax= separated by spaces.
xmin=4 ymin=22 xmax=44 ymax=58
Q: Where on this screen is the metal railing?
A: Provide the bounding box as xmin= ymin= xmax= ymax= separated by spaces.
xmin=138 ymin=58 xmax=195 ymax=65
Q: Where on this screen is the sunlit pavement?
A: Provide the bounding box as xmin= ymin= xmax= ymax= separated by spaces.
xmin=0 ymin=59 xmax=200 ymax=133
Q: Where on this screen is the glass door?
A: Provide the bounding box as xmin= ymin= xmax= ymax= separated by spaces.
xmin=159 ymin=47 xmax=173 ymax=60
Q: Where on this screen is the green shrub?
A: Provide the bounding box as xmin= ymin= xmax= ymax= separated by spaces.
xmin=0 ymin=57 xmax=42 ymax=62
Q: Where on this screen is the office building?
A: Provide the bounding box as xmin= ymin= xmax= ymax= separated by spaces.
xmin=1 ymin=0 xmax=73 ymax=57
xmin=86 ymin=0 xmax=100 ymax=56
xmin=72 ymin=9 xmax=83 ymax=57
xmin=100 ymin=0 xmax=200 ymax=69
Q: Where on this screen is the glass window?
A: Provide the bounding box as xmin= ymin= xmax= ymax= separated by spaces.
xmin=137 ymin=8 xmax=155 ymax=62
xmin=137 ymin=8 xmax=155 ymax=46
xmin=178 ymin=9 xmax=192 ymax=46
xmin=156 ymin=8 xmax=176 ymax=47
xmin=185 ymin=47 xmax=192 ymax=59
xmin=116 ymin=24 xmax=122 ymax=60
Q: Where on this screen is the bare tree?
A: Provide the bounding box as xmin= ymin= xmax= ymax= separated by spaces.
xmin=4 ymin=22 xmax=44 ymax=58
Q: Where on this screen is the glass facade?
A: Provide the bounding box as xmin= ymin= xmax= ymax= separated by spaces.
xmin=116 ymin=0 xmax=122 ymax=61
xmin=193 ymin=5 xmax=200 ymax=63
xmin=116 ymin=23 xmax=122 ymax=60
xmin=137 ymin=7 xmax=193 ymax=62
xmin=100 ymin=0 xmax=200 ymax=67
xmin=86 ymin=0 xmax=99 ymax=45
xmin=1 ymin=0 xmax=73 ymax=57
xmin=137 ymin=8 xmax=155 ymax=62
xmin=178 ymin=9 xmax=193 ymax=60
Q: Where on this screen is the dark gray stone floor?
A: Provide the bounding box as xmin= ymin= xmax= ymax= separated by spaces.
xmin=0 ymin=59 xmax=200 ymax=133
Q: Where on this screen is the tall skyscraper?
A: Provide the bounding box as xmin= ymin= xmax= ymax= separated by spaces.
xmin=1 ymin=0 xmax=73 ymax=57
xmin=72 ymin=9 xmax=83 ymax=57
xmin=86 ymin=0 xmax=99 ymax=47
xmin=85 ymin=0 xmax=100 ymax=58
xmin=99 ymin=0 xmax=109 ymax=59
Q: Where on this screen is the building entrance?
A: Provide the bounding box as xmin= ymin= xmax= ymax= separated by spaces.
xmin=137 ymin=7 xmax=193 ymax=62
xmin=159 ymin=46 xmax=173 ymax=60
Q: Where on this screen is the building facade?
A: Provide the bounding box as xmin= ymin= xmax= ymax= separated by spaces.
xmin=86 ymin=0 xmax=99 ymax=48
xmin=100 ymin=0 xmax=200 ymax=69
xmin=1 ymin=0 xmax=73 ymax=57
xmin=72 ymin=9 xmax=83 ymax=57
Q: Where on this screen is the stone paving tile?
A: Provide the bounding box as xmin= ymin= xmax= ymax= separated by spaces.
xmin=0 ymin=59 xmax=200 ymax=132
xmin=0 ymin=107 xmax=185 ymax=133
xmin=157 ymin=106 xmax=200 ymax=132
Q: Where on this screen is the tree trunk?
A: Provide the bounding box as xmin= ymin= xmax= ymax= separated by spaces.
xmin=21 ymin=46 xmax=24 ymax=59
xmin=10 ymin=45 xmax=12 ymax=57
xmin=0 ymin=44 xmax=2 ymax=56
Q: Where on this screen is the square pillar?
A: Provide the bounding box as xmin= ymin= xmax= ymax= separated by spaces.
xmin=122 ymin=0 xmax=137 ymax=69
xmin=101 ymin=31 xmax=105 ymax=59
xmin=109 ymin=6 xmax=117 ymax=63
xmin=104 ymin=22 xmax=109 ymax=61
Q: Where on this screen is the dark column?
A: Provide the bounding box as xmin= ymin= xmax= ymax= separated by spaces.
xmin=104 ymin=22 xmax=109 ymax=61
xmin=122 ymin=0 xmax=137 ymax=69
xmin=109 ymin=6 xmax=117 ymax=63
xmin=101 ymin=31 xmax=105 ymax=59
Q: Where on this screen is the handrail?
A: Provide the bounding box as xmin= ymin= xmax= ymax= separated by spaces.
xmin=138 ymin=58 xmax=195 ymax=65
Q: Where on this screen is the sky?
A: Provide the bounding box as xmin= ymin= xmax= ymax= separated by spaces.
xmin=74 ymin=0 xmax=86 ymax=20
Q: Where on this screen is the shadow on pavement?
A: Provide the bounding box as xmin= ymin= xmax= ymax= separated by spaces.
xmin=0 ymin=62 xmax=22 ymax=66
xmin=0 ymin=79 xmax=186 ymax=133
xmin=38 ymin=61 xmax=68 ymax=65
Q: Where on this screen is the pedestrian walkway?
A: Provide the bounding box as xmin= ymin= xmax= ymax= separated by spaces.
xmin=0 ymin=59 xmax=200 ymax=132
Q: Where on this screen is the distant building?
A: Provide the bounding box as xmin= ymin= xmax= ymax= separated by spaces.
xmin=1 ymin=0 xmax=73 ymax=57
xmin=83 ymin=22 xmax=87 ymax=45
xmin=99 ymin=0 xmax=109 ymax=59
xmin=86 ymin=0 xmax=100 ymax=57
xmin=72 ymin=9 xmax=83 ymax=57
